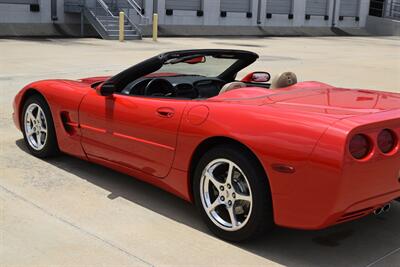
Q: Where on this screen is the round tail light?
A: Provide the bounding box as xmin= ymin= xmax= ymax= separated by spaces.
xmin=377 ymin=129 xmax=397 ymax=154
xmin=349 ymin=134 xmax=371 ymax=159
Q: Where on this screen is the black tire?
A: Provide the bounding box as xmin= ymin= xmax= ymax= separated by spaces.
xmin=193 ymin=144 xmax=273 ymax=242
xmin=21 ymin=94 xmax=59 ymax=158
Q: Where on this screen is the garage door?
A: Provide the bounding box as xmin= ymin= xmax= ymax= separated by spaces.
xmin=220 ymin=0 xmax=251 ymax=12
xmin=266 ymin=0 xmax=292 ymax=14
xmin=165 ymin=0 xmax=201 ymax=11
xmin=306 ymin=0 xmax=329 ymax=15
xmin=339 ymin=0 xmax=359 ymax=17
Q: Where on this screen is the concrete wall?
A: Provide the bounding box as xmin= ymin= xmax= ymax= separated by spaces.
xmin=0 ymin=0 xmax=370 ymax=26
xmin=0 ymin=0 xmax=372 ymax=37
xmin=0 ymin=0 xmax=70 ymax=23
xmin=0 ymin=0 xmax=86 ymax=36
xmin=152 ymin=0 xmax=370 ymax=27
xmin=366 ymin=15 xmax=400 ymax=35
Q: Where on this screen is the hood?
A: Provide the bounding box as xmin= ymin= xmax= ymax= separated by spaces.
xmin=78 ymin=76 xmax=111 ymax=84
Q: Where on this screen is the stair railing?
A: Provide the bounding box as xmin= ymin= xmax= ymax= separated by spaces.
xmin=89 ymin=0 xmax=143 ymax=36
xmin=95 ymin=0 xmax=116 ymax=18
xmin=123 ymin=9 xmax=143 ymax=34
xmin=84 ymin=0 xmax=116 ymax=34
xmin=123 ymin=0 xmax=150 ymax=25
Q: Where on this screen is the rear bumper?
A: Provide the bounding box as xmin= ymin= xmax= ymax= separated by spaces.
xmin=273 ymin=113 xmax=400 ymax=229
xmin=325 ymin=189 xmax=400 ymax=226
xmin=274 ymin=161 xmax=400 ymax=230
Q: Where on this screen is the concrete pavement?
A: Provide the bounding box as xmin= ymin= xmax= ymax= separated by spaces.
xmin=0 ymin=36 xmax=399 ymax=267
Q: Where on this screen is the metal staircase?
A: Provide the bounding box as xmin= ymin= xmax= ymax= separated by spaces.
xmin=65 ymin=0 xmax=149 ymax=40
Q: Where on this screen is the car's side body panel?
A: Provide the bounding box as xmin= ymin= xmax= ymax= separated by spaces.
xmin=78 ymin=90 xmax=188 ymax=178
xmin=12 ymin=79 xmax=193 ymax=201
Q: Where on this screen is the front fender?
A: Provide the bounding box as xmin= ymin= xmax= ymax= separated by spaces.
xmin=13 ymin=80 xmax=91 ymax=158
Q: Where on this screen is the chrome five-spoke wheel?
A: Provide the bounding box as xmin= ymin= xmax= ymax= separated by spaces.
xmin=22 ymin=95 xmax=58 ymax=158
xmin=194 ymin=145 xmax=273 ymax=241
xmin=24 ymin=103 xmax=48 ymax=150
xmin=200 ymin=158 xmax=253 ymax=231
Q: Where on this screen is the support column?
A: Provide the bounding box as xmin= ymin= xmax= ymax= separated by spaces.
xmin=203 ymin=0 xmax=220 ymax=25
xmin=293 ymin=0 xmax=306 ymax=26
xmin=51 ymin=0 xmax=57 ymax=20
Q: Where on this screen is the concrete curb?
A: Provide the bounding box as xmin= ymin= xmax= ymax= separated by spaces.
xmin=0 ymin=23 xmax=373 ymax=38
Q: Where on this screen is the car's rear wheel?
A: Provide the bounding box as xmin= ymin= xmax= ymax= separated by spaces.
xmin=21 ymin=95 xmax=59 ymax=158
xmin=193 ymin=144 xmax=273 ymax=242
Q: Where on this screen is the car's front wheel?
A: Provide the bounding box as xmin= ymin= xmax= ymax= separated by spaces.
xmin=21 ymin=94 xmax=59 ymax=158
xmin=193 ymin=145 xmax=273 ymax=242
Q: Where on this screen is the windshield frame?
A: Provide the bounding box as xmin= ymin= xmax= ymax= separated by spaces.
xmin=107 ymin=49 xmax=259 ymax=90
xmin=156 ymin=54 xmax=243 ymax=78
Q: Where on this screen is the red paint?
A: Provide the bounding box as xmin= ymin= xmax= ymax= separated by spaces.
xmin=241 ymin=72 xmax=254 ymax=82
xmin=80 ymin=123 xmax=107 ymax=133
xmin=186 ymin=105 xmax=209 ymax=125
xmin=13 ymin=77 xmax=400 ymax=230
xmin=112 ymin=132 xmax=175 ymax=151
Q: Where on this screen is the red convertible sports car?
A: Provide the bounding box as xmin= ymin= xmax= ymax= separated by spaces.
xmin=13 ymin=49 xmax=400 ymax=241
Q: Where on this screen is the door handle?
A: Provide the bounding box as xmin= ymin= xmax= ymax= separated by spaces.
xmin=157 ymin=107 xmax=175 ymax=118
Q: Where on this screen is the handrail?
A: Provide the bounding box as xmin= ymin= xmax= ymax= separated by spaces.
xmin=84 ymin=7 xmax=111 ymax=36
xmin=96 ymin=0 xmax=118 ymax=18
xmin=124 ymin=11 xmax=142 ymax=34
xmin=85 ymin=0 xmax=145 ymax=37
xmin=125 ymin=0 xmax=150 ymax=24
xmin=127 ymin=0 xmax=141 ymax=12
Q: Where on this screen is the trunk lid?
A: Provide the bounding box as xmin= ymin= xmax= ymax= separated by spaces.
xmin=212 ymin=82 xmax=399 ymax=119
xmin=268 ymin=85 xmax=400 ymax=117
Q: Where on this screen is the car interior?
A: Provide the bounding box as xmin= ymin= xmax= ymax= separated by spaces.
xmin=109 ymin=50 xmax=298 ymax=100
xmin=121 ymin=75 xmax=229 ymax=99
xmin=120 ymin=71 xmax=298 ymax=99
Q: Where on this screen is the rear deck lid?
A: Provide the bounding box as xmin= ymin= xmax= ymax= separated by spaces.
xmin=267 ymin=83 xmax=400 ymax=117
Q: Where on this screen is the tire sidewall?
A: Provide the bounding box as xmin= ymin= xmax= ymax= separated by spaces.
xmin=21 ymin=95 xmax=58 ymax=158
xmin=193 ymin=145 xmax=273 ymax=242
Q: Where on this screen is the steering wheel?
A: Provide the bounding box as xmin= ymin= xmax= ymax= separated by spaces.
xmin=144 ymin=78 xmax=177 ymax=97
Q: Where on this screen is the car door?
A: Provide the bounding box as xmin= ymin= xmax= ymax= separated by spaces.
xmin=78 ymin=89 xmax=188 ymax=178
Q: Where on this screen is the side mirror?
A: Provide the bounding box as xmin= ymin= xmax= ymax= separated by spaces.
xmin=251 ymin=72 xmax=271 ymax=83
xmin=96 ymin=83 xmax=115 ymax=97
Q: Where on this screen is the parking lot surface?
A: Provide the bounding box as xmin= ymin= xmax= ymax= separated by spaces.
xmin=1 ymin=36 xmax=399 ymax=267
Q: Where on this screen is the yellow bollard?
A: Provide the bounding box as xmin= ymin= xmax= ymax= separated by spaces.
xmin=119 ymin=11 xmax=124 ymax=42
xmin=153 ymin=13 xmax=158 ymax=42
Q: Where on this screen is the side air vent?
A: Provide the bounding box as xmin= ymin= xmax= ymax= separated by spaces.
xmin=60 ymin=111 xmax=78 ymax=135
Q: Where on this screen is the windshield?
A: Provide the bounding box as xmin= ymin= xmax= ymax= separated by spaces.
xmin=108 ymin=49 xmax=259 ymax=89
xmin=154 ymin=55 xmax=239 ymax=77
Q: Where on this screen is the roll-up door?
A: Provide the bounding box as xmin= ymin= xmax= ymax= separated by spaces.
xmin=306 ymin=0 xmax=329 ymax=15
xmin=165 ymin=0 xmax=201 ymax=11
xmin=339 ymin=0 xmax=359 ymax=17
xmin=220 ymin=0 xmax=251 ymax=12
xmin=266 ymin=0 xmax=292 ymax=14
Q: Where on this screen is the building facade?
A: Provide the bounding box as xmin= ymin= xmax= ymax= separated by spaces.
xmin=0 ymin=0 xmax=396 ymax=37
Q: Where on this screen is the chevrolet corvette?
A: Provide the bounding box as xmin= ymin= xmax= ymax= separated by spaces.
xmin=13 ymin=49 xmax=400 ymax=241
